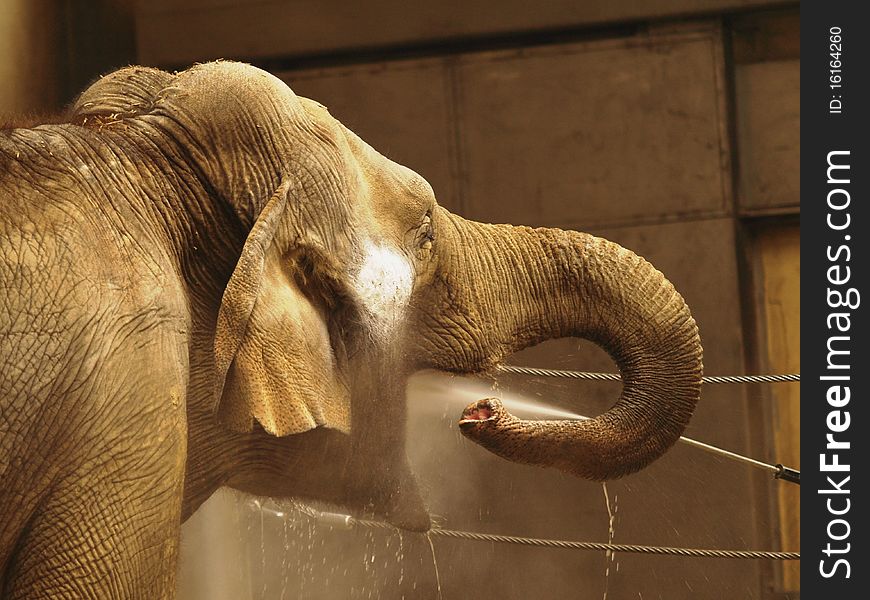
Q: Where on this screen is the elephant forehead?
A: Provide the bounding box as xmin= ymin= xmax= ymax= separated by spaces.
xmin=156 ymin=61 xmax=310 ymax=133
xmin=340 ymin=123 xmax=435 ymax=209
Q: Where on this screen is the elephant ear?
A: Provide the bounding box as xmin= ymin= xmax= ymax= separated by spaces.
xmin=213 ymin=179 xmax=351 ymax=436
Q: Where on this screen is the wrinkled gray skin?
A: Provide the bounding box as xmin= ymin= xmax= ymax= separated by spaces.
xmin=0 ymin=62 xmax=702 ymax=598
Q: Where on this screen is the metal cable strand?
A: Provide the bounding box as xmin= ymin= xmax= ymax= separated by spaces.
xmin=702 ymin=373 xmax=801 ymax=384
xmin=353 ymin=519 xmax=799 ymax=560
xmin=497 ymin=365 xmax=800 ymax=384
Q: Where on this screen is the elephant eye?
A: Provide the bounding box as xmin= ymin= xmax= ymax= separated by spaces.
xmin=414 ymin=213 xmax=434 ymax=253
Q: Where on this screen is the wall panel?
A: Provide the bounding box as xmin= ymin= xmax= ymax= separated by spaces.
xmin=735 ymin=60 xmax=800 ymax=215
xmin=138 ymin=0 xmax=791 ymax=65
xmin=456 ymin=26 xmax=731 ymax=229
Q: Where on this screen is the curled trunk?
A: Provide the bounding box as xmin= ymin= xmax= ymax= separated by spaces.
xmin=429 ymin=215 xmax=703 ymax=480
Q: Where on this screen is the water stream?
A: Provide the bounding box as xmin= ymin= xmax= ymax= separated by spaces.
xmin=602 ymin=482 xmax=619 ymax=600
xmin=407 ymin=371 xmax=586 ymax=421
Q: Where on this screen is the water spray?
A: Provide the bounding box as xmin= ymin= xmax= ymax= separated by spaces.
xmin=488 ymin=365 xmax=802 ymax=485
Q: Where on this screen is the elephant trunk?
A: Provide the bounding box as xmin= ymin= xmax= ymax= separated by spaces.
xmin=428 ymin=212 xmax=703 ymax=480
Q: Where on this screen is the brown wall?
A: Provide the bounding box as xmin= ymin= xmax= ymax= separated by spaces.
xmin=751 ymin=224 xmax=801 ymax=594
xmin=116 ymin=2 xmax=801 ymax=598
xmin=138 ymin=0 xmax=790 ymax=66
xmin=0 ymin=0 xmax=66 ymax=116
xmin=0 ymin=0 xmax=136 ymax=118
xmin=1 ymin=2 xmax=799 ymax=599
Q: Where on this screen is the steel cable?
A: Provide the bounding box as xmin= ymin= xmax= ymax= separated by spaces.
xmin=348 ymin=517 xmax=800 ymax=561
xmin=496 ymin=365 xmax=800 ymax=384
xmin=257 ymin=506 xmax=799 ymax=561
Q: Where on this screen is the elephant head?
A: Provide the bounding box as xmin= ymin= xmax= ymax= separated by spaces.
xmin=70 ymin=61 xmax=702 ymax=522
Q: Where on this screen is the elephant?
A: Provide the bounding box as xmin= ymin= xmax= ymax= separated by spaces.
xmin=0 ymin=60 xmax=703 ymax=598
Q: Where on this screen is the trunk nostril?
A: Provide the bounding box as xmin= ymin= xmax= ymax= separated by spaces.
xmin=461 ymin=399 xmax=496 ymax=421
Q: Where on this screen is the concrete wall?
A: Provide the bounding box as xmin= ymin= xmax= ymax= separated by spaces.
xmin=138 ymin=0 xmax=791 ymax=66
xmin=0 ymin=2 xmax=789 ymax=598
xmin=0 ymin=0 xmax=66 ymax=116
xmin=0 ymin=0 xmax=136 ymax=119
xmin=142 ymin=4 xmax=799 ymax=599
